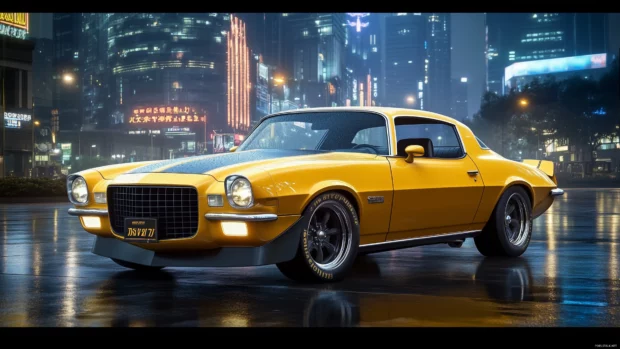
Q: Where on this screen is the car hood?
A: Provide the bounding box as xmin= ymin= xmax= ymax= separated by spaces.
xmin=124 ymin=149 xmax=327 ymax=180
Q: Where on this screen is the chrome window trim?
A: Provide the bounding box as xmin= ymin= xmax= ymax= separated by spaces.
xmin=68 ymin=208 xmax=109 ymax=216
xmin=66 ymin=174 xmax=90 ymax=206
xmin=392 ymin=115 xmax=468 ymax=160
xmin=238 ymin=108 xmax=394 ymax=156
xmin=205 ymin=213 xmax=277 ymax=222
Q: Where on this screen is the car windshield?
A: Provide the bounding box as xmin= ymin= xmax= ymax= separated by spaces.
xmin=238 ymin=111 xmax=389 ymax=155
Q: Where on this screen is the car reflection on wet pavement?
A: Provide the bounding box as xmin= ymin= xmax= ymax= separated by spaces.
xmin=0 ymin=188 xmax=618 ymax=326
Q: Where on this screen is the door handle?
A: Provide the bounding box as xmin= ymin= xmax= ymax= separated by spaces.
xmin=467 ymin=170 xmax=479 ymax=176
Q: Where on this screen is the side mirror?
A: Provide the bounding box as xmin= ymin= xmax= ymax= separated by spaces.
xmin=229 ymin=146 xmax=238 ymax=152
xmin=405 ymin=145 xmax=424 ymax=163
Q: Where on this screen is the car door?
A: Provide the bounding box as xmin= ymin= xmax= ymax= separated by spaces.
xmin=386 ymin=117 xmax=484 ymax=241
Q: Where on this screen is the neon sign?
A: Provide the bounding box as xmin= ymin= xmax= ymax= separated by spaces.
xmin=128 ymin=106 xmax=206 ymax=124
xmin=346 ymin=13 xmax=370 ymax=33
xmin=0 ymin=13 xmax=28 ymax=40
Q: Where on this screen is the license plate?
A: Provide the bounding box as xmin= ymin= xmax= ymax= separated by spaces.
xmin=124 ymin=218 xmax=158 ymax=242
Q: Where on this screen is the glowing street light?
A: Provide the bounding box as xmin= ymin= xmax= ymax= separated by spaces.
xmin=34 ymin=120 xmax=40 ymax=126
xmin=63 ymin=73 xmax=75 ymax=83
xmin=406 ymin=96 xmax=415 ymax=104
xmin=273 ymin=77 xmax=284 ymax=84
xmin=519 ymin=98 xmax=528 ymax=107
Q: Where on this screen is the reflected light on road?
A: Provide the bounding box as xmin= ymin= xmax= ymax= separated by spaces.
xmin=2 ymin=211 xmax=6 ymax=273
xmin=62 ymin=235 xmax=79 ymax=324
xmin=53 ymin=209 xmax=58 ymax=244
xmin=546 ymin=201 xmax=556 ymax=251
xmin=219 ymin=315 xmax=249 ymax=327
xmin=610 ymin=215 xmax=618 ymax=282
xmin=33 ymin=243 xmax=41 ymax=276
xmin=596 ymin=192 xmax=605 ymax=240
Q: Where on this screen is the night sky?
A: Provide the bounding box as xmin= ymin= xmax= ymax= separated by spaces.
xmin=26 ymin=12 xmax=619 ymax=120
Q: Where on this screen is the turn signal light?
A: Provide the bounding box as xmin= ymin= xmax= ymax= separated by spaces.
xmin=208 ymin=195 xmax=224 ymax=207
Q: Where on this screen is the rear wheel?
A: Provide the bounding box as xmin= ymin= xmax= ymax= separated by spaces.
xmin=474 ymin=186 xmax=533 ymax=257
xmin=276 ymin=192 xmax=360 ymax=282
xmin=111 ymin=258 xmax=165 ymax=272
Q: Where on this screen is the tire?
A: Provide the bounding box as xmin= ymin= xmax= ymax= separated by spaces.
xmin=276 ymin=191 xmax=360 ymax=282
xmin=111 ymin=258 xmax=165 ymax=272
xmin=474 ymin=186 xmax=533 ymax=257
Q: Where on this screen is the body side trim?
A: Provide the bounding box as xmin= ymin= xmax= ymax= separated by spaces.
xmin=358 ymin=230 xmax=481 ymax=254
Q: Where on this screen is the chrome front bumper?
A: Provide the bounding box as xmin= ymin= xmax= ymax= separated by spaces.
xmin=68 ymin=208 xmax=278 ymax=223
xmin=68 ymin=208 xmax=109 ymax=216
xmin=551 ymin=188 xmax=564 ymax=196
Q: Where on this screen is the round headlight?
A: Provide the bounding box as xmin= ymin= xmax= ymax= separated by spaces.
xmin=229 ymin=177 xmax=253 ymax=207
xmin=71 ymin=177 xmax=89 ymax=204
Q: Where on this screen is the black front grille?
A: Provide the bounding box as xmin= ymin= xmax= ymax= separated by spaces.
xmin=108 ymin=186 xmax=199 ymax=240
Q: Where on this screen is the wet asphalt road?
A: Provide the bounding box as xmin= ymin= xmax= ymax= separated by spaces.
xmin=0 ymin=188 xmax=618 ymax=327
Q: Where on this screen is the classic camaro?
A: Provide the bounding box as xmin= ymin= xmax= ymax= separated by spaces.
xmin=67 ymin=107 xmax=563 ymax=282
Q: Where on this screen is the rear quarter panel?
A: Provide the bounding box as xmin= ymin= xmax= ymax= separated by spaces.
xmin=470 ymin=150 xmax=557 ymax=224
xmin=453 ymin=123 xmax=556 ymax=225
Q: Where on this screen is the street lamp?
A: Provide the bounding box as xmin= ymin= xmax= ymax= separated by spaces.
xmin=63 ymin=73 xmax=74 ymax=83
xmin=519 ymin=98 xmax=528 ymax=107
xmin=406 ymin=96 xmax=415 ymax=105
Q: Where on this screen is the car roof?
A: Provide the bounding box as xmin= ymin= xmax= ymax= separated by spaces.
xmin=267 ymin=106 xmax=465 ymax=126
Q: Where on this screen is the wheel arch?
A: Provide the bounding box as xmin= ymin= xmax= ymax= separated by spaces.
xmin=302 ymin=182 xmax=362 ymax=219
xmin=500 ymin=179 xmax=535 ymax=208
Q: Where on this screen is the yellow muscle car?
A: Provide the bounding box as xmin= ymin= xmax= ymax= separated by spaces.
xmin=67 ymin=107 xmax=563 ymax=282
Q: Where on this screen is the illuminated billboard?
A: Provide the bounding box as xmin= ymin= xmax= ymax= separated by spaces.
xmin=347 ymin=13 xmax=370 ymax=32
xmin=4 ymin=111 xmax=32 ymax=129
xmin=0 ymin=13 xmax=28 ymax=40
xmin=128 ymin=106 xmax=206 ymax=125
xmin=505 ymin=53 xmax=607 ymax=85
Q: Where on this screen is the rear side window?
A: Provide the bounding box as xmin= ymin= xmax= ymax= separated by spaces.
xmin=394 ymin=117 xmax=464 ymax=159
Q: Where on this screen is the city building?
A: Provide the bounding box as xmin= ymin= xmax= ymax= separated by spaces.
xmin=451 ymin=77 xmax=468 ymax=120
xmin=106 ymin=13 xmax=230 ymax=157
xmin=426 ymin=13 xmax=451 ymax=116
xmin=383 ymin=13 xmax=426 ymax=109
xmin=486 ymin=13 xmax=609 ymax=95
xmin=52 ymin=13 xmax=81 ymax=131
xmin=227 ymin=14 xmax=251 ymax=133
xmin=0 ymin=13 xmax=36 ymax=177
xmin=282 ymin=13 xmax=347 ymax=108
xmin=81 ymin=13 xmax=111 ymax=129
xmin=344 ymin=13 xmax=382 ymax=107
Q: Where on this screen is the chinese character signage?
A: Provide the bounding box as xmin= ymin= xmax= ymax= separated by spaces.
xmin=0 ymin=13 xmax=28 ymax=40
xmin=127 ymin=106 xmax=206 ymax=125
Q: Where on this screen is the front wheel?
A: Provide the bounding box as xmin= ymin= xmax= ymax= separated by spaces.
xmin=276 ymin=192 xmax=360 ymax=282
xmin=111 ymin=258 xmax=165 ymax=272
xmin=474 ymin=186 xmax=533 ymax=257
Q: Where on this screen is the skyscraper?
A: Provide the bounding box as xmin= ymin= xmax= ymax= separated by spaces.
xmin=426 ymin=13 xmax=451 ymax=116
xmin=383 ymin=13 xmax=426 ymax=109
xmin=107 ymin=13 xmax=229 ymax=132
xmin=486 ymin=13 xmax=609 ymax=95
xmin=451 ymin=77 xmax=468 ymax=120
xmin=81 ymin=13 xmax=111 ymax=129
xmin=345 ymin=13 xmax=382 ymax=106
xmin=52 ymin=13 xmax=81 ymax=131
xmin=227 ymin=15 xmax=251 ymax=132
